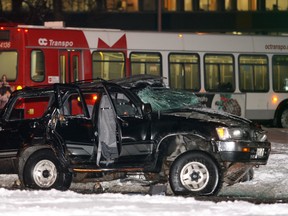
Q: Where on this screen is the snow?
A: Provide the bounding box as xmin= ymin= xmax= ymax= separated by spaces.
xmin=1 ymin=131 xmax=288 ymax=215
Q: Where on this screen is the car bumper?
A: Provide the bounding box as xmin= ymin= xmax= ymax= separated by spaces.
xmin=216 ymin=140 xmax=271 ymax=163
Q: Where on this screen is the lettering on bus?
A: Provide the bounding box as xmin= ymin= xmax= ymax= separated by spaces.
xmin=0 ymin=42 xmax=11 ymax=48
xmin=265 ymin=44 xmax=288 ymax=51
xmin=38 ymin=38 xmax=73 ymax=47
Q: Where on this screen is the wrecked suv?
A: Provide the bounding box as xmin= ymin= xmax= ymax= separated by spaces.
xmin=0 ymin=76 xmax=271 ymax=196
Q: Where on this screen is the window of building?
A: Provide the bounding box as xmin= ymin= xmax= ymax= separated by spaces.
xmin=31 ymin=50 xmax=45 ymax=82
xmin=142 ymin=0 xmax=156 ymax=11
xmin=0 ymin=51 xmax=17 ymax=81
xmin=266 ymin=0 xmax=288 ymax=11
xmin=130 ymin=52 xmax=162 ymax=76
xmin=169 ymin=53 xmax=200 ymax=91
xmin=62 ymin=0 xmax=94 ymax=12
xmin=92 ymin=51 xmax=125 ymax=80
xmin=237 ymin=0 xmax=257 ymax=11
xmin=225 ymin=0 xmax=237 ymax=10
xmin=239 ymin=55 xmax=269 ymax=92
xmin=163 ymin=0 xmax=177 ymax=11
xmin=184 ymin=0 xmax=192 ymax=11
xmin=200 ymin=0 xmax=217 ymax=11
xmin=21 ymin=0 xmax=53 ymax=12
xmin=204 ymin=54 xmax=235 ymax=92
xmin=1 ymin=0 xmax=12 ymax=11
xmin=272 ymin=55 xmax=288 ymax=92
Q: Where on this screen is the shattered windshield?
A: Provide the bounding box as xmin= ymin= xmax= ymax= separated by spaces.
xmin=137 ymin=87 xmax=201 ymax=111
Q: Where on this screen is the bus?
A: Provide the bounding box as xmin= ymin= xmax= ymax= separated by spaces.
xmin=0 ymin=21 xmax=288 ymax=127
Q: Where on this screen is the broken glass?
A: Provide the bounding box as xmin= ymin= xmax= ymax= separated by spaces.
xmin=137 ymin=87 xmax=201 ymax=111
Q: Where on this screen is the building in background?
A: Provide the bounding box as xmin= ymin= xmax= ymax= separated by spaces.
xmin=0 ymin=0 xmax=287 ymax=33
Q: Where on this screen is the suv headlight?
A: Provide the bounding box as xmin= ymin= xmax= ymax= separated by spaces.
xmin=216 ymin=127 xmax=244 ymax=141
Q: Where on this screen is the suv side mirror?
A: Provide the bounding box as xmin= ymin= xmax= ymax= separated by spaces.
xmin=142 ymin=103 xmax=152 ymax=115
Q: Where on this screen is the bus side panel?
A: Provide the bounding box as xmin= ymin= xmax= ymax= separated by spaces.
xmin=24 ymin=28 xmax=90 ymax=86
xmin=196 ymin=93 xmax=246 ymax=118
xmin=245 ymin=93 xmax=274 ymax=120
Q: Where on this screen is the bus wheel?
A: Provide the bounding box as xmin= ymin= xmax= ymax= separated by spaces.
xmin=23 ymin=149 xmax=72 ymax=191
xmin=280 ymin=109 xmax=288 ymax=128
xmin=169 ymin=152 xmax=222 ymax=196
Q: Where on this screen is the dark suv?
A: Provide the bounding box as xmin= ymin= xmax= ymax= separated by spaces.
xmin=0 ymin=76 xmax=271 ymax=196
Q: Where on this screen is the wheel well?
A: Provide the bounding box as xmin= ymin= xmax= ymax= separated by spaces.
xmin=159 ymin=134 xmax=216 ymax=160
xmin=155 ymin=134 xmax=219 ymax=176
xmin=274 ymin=99 xmax=288 ymax=126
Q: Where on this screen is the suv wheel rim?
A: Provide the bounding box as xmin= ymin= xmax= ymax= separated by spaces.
xmin=180 ymin=161 xmax=209 ymax=191
xmin=33 ymin=159 xmax=57 ymax=188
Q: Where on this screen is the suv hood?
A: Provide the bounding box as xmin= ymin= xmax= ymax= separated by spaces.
xmin=136 ymin=86 xmax=252 ymax=126
xmin=163 ymin=106 xmax=252 ymax=127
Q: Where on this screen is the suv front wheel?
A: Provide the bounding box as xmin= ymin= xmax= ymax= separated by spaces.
xmin=23 ymin=149 xmax=72 ymax=190
xmin=169 ymin=152 xmax=222 ymax=196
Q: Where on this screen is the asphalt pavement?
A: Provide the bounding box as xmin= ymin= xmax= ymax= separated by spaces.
xmin=263 ymin=127 xmax=288 ymax=144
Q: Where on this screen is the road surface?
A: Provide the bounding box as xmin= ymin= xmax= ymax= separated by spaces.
xmin=264 ymin=127 xmax=288 ymax=144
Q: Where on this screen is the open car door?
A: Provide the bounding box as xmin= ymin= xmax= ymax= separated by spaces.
xmin=53 ymin=84 xmax=95 ymax=163
xmin=96 ymin=83 xmax=153 ymax=167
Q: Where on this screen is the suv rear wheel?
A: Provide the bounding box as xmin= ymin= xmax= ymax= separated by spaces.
xmin=169 ymin=152 xmax=221 ymax=196
xmin=23 ymin=149 xmax=72 ymax=190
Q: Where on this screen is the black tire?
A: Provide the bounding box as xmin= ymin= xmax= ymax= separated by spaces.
xmin=23 ymin=149 xmax=72 ymax=191
xmin=169 ymin=152 xmax=221 ymax=196
xmin=279 ymin=109 xmax=288 ymax=128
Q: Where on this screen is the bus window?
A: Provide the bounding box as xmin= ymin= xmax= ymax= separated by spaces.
xmin=272 ymin=55 xmax=288 ymax=92
xmin=130 ymin=52 xmax=162 ymax=76
xmin=168 ymin=53 xmax=200 ymax=91
xmin=239 ymin=55 xmax=268 ymax=92
xmin=204 ymin=54 xmax=234 ymax=92
xmin=92 ymin=51 xmax=125 ymax=80
xmin=0 ymin=51 xmax=17 ymax=81
xmin=60 ymin=55 xmax=66 ymax=83
xmin=31 ymin=50 xmax=45 ymax=82
xmin=72 ymin=55 xmax=79 ymax=81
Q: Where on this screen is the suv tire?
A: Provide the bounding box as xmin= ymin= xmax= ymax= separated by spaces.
xmin=23 ymin=149 xmax=72 ymax=190
xmin=169 ymin=152 xmax=221 ymax=196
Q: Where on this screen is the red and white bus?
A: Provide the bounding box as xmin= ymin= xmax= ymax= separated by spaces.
xmin=1 ymin=22 xmax=288 ymax=127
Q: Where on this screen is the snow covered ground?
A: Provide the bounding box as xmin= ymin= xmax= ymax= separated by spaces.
xmin=1 ymin=128 xmax=288 ymax=216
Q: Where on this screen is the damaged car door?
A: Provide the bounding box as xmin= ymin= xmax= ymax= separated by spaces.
xmin=53 ymin=85 xmax=95 ymax=163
